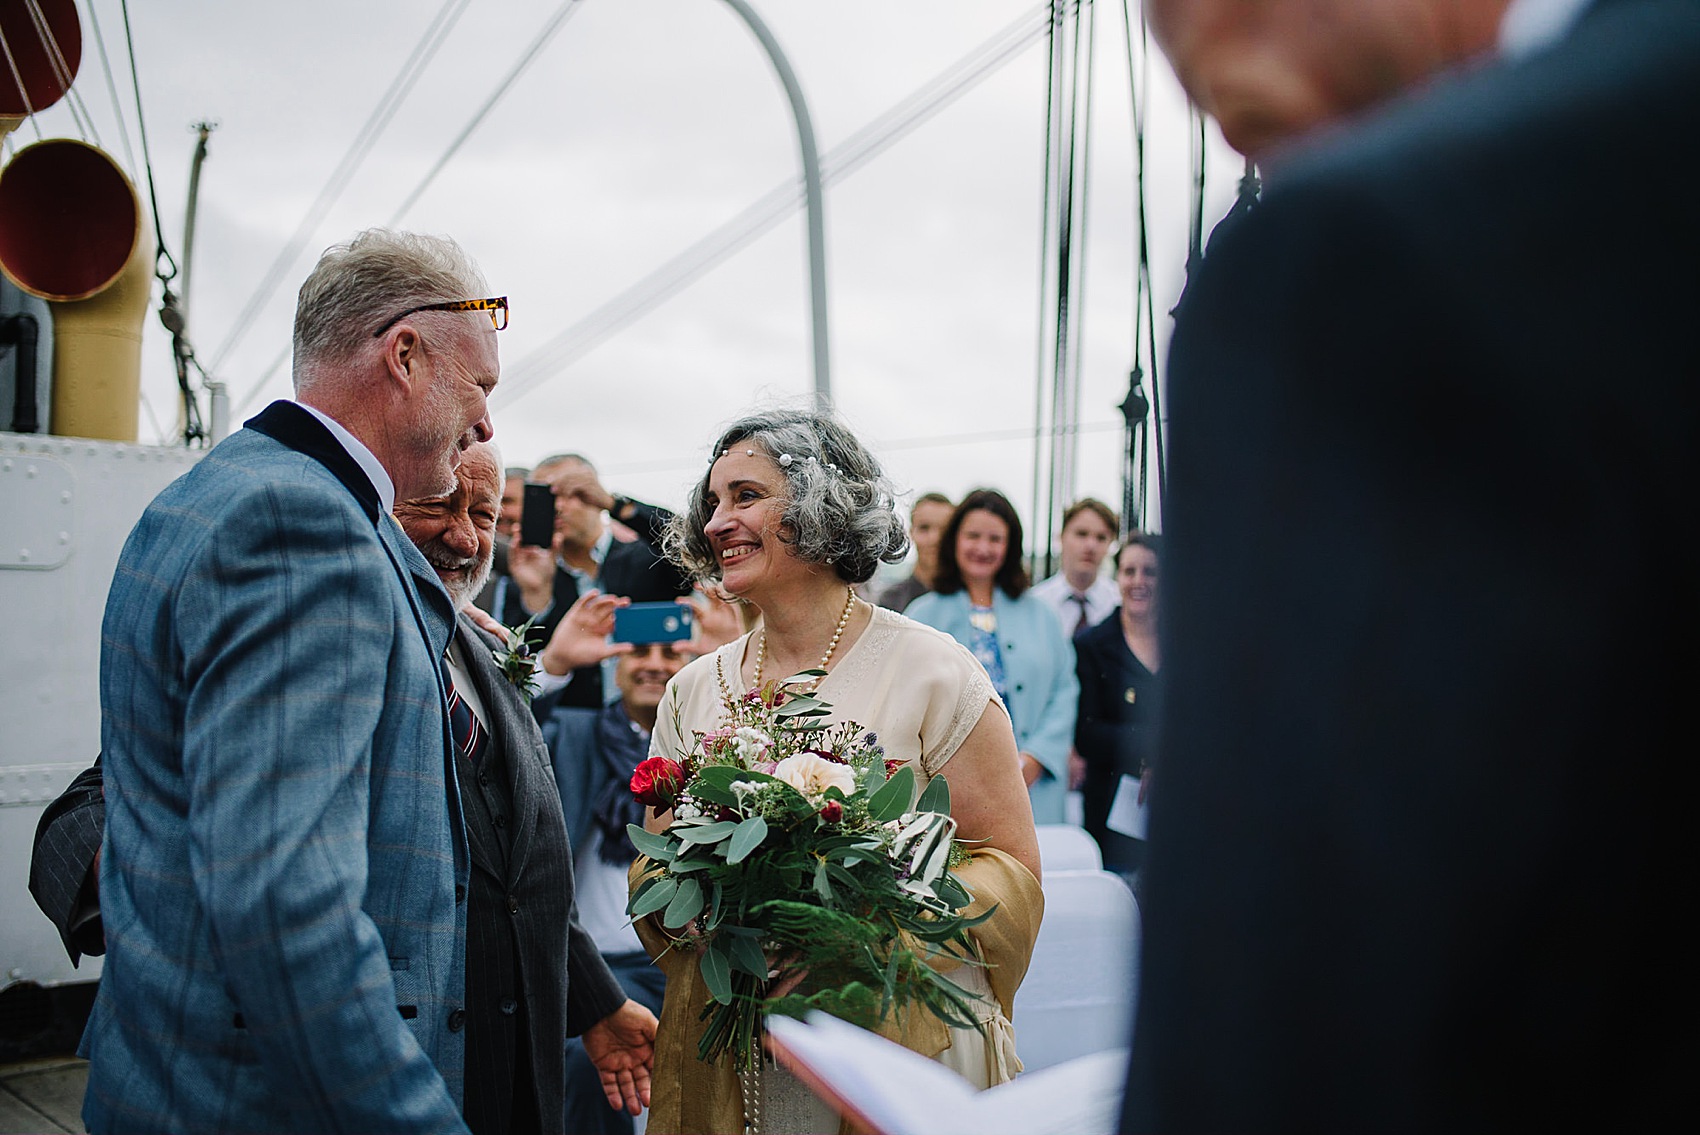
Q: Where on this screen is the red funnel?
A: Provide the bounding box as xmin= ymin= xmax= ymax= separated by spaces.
xmin=0 ymin=139 xmax=140 ymax=301
xmin=0 ymin=0 xmax=81 ymax=117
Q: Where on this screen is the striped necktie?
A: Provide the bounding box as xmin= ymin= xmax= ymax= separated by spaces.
xmin=443 ymin=659 xmax=488 ymax=766
xmin=1072 ymin=593 xmax=1091 ymax=636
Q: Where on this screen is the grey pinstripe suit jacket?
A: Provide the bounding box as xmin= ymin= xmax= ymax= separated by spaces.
xmin=84 ymin=402 xmax=472 ymax=1134
xmin=451 ymin=614 xmax=624 ymax=1135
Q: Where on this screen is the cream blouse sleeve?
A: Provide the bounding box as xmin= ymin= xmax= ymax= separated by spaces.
xmin=916 ymin=633 xmax=1005 ymax=778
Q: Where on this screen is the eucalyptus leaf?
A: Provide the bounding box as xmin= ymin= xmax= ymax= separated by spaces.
xmin=727 ymin=930 xmax=769 ymax=978
xmin=868 ymin=765 xmax=916 ymax=823
xmin=666 ymin=855 xmax=710 ymax=873
xmin=700 ymin=942 xmax=733 ymax=1004
xmin=915 ymin=770 xmax=951 ymax=816
xmin=663 ymin=875 xmax=705 ymax=928
xmin=627 ymin=825 xmax=677 ymax=861
xmin=629 ymin=876 xmax=678 ymax=919
xmin=678 ymin=820 xmax=739 ymax=845
xmin=812 ymin=859 xmax=834 ymax=904
xmin=726 ymin=815 xmax=768 ymax=864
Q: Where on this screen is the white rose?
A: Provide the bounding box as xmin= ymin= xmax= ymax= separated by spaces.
xmin=772 ymin=753 xmax=857 ymax=800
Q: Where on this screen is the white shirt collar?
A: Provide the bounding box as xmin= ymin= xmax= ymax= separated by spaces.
xmin=1500 ymin=0 xmax=1593 ymax=57
xmin=295 ymin=401 xmax=396 ymax=515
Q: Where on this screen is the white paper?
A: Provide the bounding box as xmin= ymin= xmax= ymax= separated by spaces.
xmin=766 ymin=1012 xmax=1127 ymax=1135
xmin=1105 ymin=773 xmax=1147 ymax=839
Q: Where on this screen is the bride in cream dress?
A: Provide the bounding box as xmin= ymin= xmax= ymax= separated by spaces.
xmin=631 ymin=409 xmax=1044 ymax=1134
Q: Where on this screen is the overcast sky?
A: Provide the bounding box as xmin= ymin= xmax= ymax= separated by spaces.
xmin=10 ymin=0 xmax=1239 ymax=545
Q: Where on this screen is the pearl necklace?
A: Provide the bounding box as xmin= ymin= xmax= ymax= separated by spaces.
xmin=751 ymin=586 xmax=857 ymax=692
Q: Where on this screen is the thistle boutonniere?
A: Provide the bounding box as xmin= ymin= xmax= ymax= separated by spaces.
xmin=492 ymin=615 xmax=543 ymax=701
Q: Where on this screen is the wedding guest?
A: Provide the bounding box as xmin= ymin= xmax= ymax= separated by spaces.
xmin=875 ymin=491 xmax=953 ymax=611
xmin=1073 ymin=534 xmax=1162 ymax=880
xmin=493 ymin=453 xmax=690 ymax=708
xmin=1126 ymin=0 xmax=1699 ymax=1130
xmin=1030 ymin=498 xmax=1120 ymax=637
xmin=635 ymin=409 xmax=1043 ymax=1134
xmin=908 ymin=489 xmax=1080 ymax=824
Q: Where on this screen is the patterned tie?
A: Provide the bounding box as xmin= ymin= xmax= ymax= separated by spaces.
xmin=443 ymin=659 xmax=488 ymax=766
xmin=1072 ymin=593 xmax=1091 ymax=636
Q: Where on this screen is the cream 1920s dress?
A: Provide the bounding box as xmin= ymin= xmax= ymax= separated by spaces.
xmin=631 ymin=606 xmax=1046 ymax=1135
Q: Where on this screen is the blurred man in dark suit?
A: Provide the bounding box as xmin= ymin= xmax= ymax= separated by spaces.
xmin=1127 ymin=1 xmax=1699 ymax=1130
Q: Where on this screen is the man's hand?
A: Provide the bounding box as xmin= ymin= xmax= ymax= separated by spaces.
xmin=507 ymin=542 xmax=557 ymax=615
xmin=581 ymin=999 xmax=658 ymax=1115
xmin=1067 ymin=747 xmax=1087 ymax=791
xmin=539 ymin=589 xmax=632 ymax=676
xmin=462 ymin=602 xmax=508 ymax=642
xmin=547 ymin=464 xmax=616 ymax=514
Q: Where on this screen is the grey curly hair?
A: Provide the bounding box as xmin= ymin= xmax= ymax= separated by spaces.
xmin=664 ymin=409 xmax=909 ymax=586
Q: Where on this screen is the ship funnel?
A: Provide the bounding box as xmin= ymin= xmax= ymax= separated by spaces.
xmin=0 ymin=1 xmax=149 ymax=442
xmin=0 ymin=0 xmax=82 ymax=139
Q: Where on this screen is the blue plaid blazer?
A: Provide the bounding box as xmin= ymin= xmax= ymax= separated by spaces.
xmin=84 ymin=402 xmax=472 ymax=1134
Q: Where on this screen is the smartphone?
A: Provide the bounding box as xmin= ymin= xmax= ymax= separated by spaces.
xmin=611 ymin=601 xmax=694 ymax=644
xmin=519 ymin=482 xmax=555 ymax=547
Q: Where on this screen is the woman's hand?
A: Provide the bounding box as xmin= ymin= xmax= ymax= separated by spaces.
xmin=1018 ymin=752 xmax=1045 ymax=787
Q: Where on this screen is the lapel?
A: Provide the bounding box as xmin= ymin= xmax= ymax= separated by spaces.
xmin=455 ymin=613 xmax=542 ymax=884
xmin=245 ymin=400 xmax=381 ymax=522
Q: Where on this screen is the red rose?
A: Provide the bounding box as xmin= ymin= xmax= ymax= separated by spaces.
xmin=820 ymin=800 xmax=844 ymax=824
xmin=630 ymin=757 xmax=685 ymax=808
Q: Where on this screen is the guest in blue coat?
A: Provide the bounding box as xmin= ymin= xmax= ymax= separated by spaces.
xmin=908 ymin=489 xmax=1078 ymax=823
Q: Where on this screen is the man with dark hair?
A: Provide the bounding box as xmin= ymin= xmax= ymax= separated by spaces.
xmin=876 ymin=491 xmax=954 ymax=612
xmin=1031 ymin=497 xmax=1120 ymax=636
xmin=489 ymin=453 xmax=689 ymax=709
xmin=1128 ymin=1 xmax=1700 ymax=1130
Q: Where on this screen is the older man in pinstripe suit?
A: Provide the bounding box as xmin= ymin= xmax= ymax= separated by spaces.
xmin=396 ymin=441 xmax=657 ymax=1134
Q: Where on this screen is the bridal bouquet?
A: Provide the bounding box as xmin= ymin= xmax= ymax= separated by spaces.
xmin=627 ymin=672 xmax=992 ymax=1070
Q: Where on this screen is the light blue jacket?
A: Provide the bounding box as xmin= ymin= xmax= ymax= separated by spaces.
xmin=906 ymin=588 xmax=1080 ymax=822
xmin=85 ymin=404 xmax=472 ymax=1134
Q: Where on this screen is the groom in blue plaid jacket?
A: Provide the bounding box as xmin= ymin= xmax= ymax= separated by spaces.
xmin=84 ymin=230 xmax=500 ymax=1134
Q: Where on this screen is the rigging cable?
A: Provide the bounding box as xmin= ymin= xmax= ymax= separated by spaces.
xmin=212 ymin=0 xmax=474 ymax=377
xmin=491 ymin=1 xmax=1054 ymax=408
xmin=81 ymin=0 xmax=138 ymax=172
xmin=233 ymin=0 xmax=585 ymax=416
xmin=1119 ymin=0 xmax=1164 ymax=531
xmin=388 ymin=0 xmax=586 ymax=225
xmin=119 ymin=0 xmax=214 ymax=445
xmin=1029 ymin=0 xmax=1063 ymax=578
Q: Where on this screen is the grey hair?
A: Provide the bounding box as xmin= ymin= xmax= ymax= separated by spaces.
xmin=292 ymin=228 xmax=488 ymax=388
xmin=665 ymin=409 xmax=909 ymax=585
